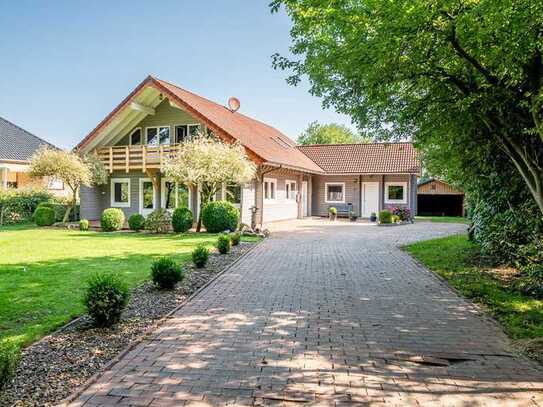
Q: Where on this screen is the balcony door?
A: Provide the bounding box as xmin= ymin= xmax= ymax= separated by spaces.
xmin=139 ymin=178 xmax=156 ymax=216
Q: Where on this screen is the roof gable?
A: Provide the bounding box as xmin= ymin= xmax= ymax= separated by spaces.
xmin=297 ymin=143 xmax=420 ymax=174
xmin=77 ymin=76 xmax=323 ymax=173
xmin=0 ymin=116 xmax=57 ymax=162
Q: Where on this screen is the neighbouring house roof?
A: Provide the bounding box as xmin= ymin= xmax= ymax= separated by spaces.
xmin=297 ymin=143 xmax=420 ymax=174
xmin=76 ymin=76 xmax=324 ymax=174
xmin=0 ymin=116 xmax=57 ymax=163
xmin=417 ymin=178 xmax=464 ymax=194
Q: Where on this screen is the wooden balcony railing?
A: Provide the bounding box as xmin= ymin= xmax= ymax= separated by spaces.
xmin=96 ymin=144 xmax=181 ymax=173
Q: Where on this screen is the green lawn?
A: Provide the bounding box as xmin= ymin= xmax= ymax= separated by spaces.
xmin=405 ymin=235 xmax=543 ymax=340
xmin=415 ymin=216 xmax=468 ymax=224
xmin=0 ymin=225 xmax=257 ymax=349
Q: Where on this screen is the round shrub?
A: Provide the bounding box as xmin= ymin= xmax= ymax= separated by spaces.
xmin=34 ymin=206 xmax=55 ymax=226
xmin=378 ymin=210 xmax=392 ymax=224
xmin=79 ymin=219 xmax=89 ymax=231
xmin=151 ymin=257 xmax=184 ymax=289
xmin=172 ymin=207 xmax=193 ymax=233
xmin=201 ymin=201 xmax=239 ymax=233
xmin=145 ymin=209 xmax=171 ymax=233
xmin=101 ymin=208 xmax=125 ymax=232
xmin=0 ymin=342 xmax=20 ymax=389
xmin=328 ymin=207 xmax=337 ymax=215
xmin=83 ymin=272 xmax=129 ymax=327
xmin=37 ymin=202 xmax=66 ymax=222
xmin=192 ymin=244 xmax=209 ymax=268
xmin=217 ymin=233 xmax=231 ymax=254
xmin=230 ymin=232 xmax=241 ymax=246
xmin=128 ymin=213 xmax=145 ymax=231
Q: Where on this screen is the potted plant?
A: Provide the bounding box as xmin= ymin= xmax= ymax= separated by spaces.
xmin=349 ymin=210 xmax=358 ymax=222
xmin=369 ymin=212 xmax=377 ymax=222
xmin=328 ymin=207 xmax=337 ymax=221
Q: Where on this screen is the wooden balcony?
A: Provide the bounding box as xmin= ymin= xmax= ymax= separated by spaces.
xmin=96 ymin=144 xmax=181 ymax=173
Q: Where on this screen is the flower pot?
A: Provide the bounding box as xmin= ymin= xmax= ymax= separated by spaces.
xmin=370 ymin=214 xmax=377 ymax=222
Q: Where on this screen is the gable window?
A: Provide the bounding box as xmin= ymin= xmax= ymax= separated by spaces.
xmin=325 ymin=182 xmax=345 ymax=203
xmin=385 ymin=182 xmax=407 ymax=204
xmin=111 ymin=178 xmax=130 ymax=207
xmin=188 ymin=124 xmax=201 ymax=139
xmin=264 ymin=178 xmax=276 ymax=201
xmin=129 ymin=128 xmax=142 ymax=145
xmin=175 ymin=125 xmax=187 ymax=143
xmin=285 ymin=180 xmax=297 ymax=200
xmin=146 ymin=126 xmax=170 ymax=146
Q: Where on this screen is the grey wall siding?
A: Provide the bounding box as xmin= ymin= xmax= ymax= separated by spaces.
xmin=312 ymin=174 xmax=415 ymax=217
xmin=103 ymin=171 xmax=147 ymax=219
xmin=80 ymin=184 xmax=106 ymax=220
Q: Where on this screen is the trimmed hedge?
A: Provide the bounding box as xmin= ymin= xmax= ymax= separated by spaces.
xmin=230 ymin=232 xmax=241 ymax=246
xmin=34 ymin=206 xmax=55 ymax=226
xmin=172 ymin=207 xmax=193 ymax=233
xmin=128 ymin=213 xmax=145 ymax=231
xmin=101 ymin=208 xmax=125 ymax=232
xmin=217 ymin=234 xmax=231 ymax=254
xmin=0 ymin=188 xmax=52 ymax=225
xmin=379 ymin=210 xmax=392 ymax=224
xmin=36 ymin=202 xmax=66 ymax=222
xmin=192 ymin=244 xmax=209 ymax=268
xmin=151 ymin=257 xmax=184 ymax=289
xmin=201 ymin=201 xmax=239 ymax=233
xmin=83 ymin=272 xmax=129 ymax=327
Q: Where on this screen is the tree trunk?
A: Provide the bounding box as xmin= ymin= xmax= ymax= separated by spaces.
xmin=62 ymin=187 xmax=78 ymax=223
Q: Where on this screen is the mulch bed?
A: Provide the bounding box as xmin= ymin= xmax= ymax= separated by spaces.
xmin=0 ymin=241 xmax=257 ymax=407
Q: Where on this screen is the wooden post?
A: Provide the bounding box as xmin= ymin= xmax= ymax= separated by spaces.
xmin=109 ymin=147 xmax=113 ymax=173
xmin=159 ymin=145 xmax=164 ymax=172
xmin=142 ymin=145 xmax=146 ymax=173
xmin=125 ymin=146 xmax=129 ymax=173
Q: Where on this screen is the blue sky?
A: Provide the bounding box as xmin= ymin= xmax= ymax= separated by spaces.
xmin=0 ymin=0 xmax=353 ymax=149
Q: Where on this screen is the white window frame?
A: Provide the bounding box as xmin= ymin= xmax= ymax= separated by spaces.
xmin=187 ymin=123 xmax=202 ymax=139
xmin=139 ymin=178 xmax=156 ymax=215
xmin=161 ymin=178 xmax=191 ymax=210
xmin=384 ymin=181 xmax=408 ymax=204
xmin=263 ymin=178 xmax=277 ymax=202
xmin=145 ymin=126 xmax=171 ymax=145
xmin=325 ymin=182 xmax=345 ymax=204
xmin=129 ymin=127 xmax=142 ymax=146
xmin=111 ymin=178 xmax=131 ymax=208
xmin=285 ymin=180 xmax=297 ymax=200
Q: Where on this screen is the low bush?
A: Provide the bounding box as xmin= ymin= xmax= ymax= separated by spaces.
xmin=379 ymin=210 xmax=392 ymax=224
xmin=230 ymin=232 xmax=241 ymax=246
xmin=128 ymin=213 xmax=145 ymax=231
xmin=172 ymin=207 xmax=193 ymax=233
xmin=0 ymin=342 xmax=20 ymax=389
xmin=391 ymin=214 xmax=400 ymax=223
xmin=201 ymin=201 xmax=239 ymax=233
xmin=145 ymin=209 xmax=171 ymax=233
xmin=151 ymin=257 xmax=184 ymax=289
xmin=34 ymin=206 xmax=55 ymax=226
xmin=101 ymin=208 xmax=125 ymax=231
xmin=79 ymin=219 xmax=89 ymax=231
xmin=83 ymin=272 xmax=130 ymax=327
xmin=36 ymin=202 xmax=66 ymax=222
xmin=0 ymin=187 xmax=52 ymax=225
xmin=217 ymin=234 xmax=231 ymax=254
xmin=328 ymin=207 xmax=337 ymax=215
xmin=192 ymin=244 xmax=209 ymax=268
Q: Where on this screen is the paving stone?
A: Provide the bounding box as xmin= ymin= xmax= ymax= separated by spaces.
xmin=72 ymin=220 xmax=543 ymax=406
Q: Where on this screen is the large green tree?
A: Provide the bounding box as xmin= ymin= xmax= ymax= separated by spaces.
xmin=298 ymin=121 xmax=370 ymax=144
xmin=271 ymin=0 xmax=543 ymax=214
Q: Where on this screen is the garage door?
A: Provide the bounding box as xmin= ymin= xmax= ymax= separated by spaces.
xmin=417 ymin=194 xmax=463 ymax=216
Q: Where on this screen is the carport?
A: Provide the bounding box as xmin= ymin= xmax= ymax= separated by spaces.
xmin=417 ymin=179 xmax=464 ymax=216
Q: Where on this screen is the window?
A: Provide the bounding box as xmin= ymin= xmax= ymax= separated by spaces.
xmin=129 ymin=128 xmax=142 ymax=145
xmin=325 ymin=182 xmax=345 ymax=203
xmin=285 ymin=180 xmax=297 ymax=200
xmin=111 ymin=178 xmax=130 ymax=207
xmin=188 ymin=124 xmax=201 ymax=139
xmin=385 ymin=182 xmax=407 ymax=204
xmin=225 ymin=183 xmax=241 ymax=205
xmin=264 ymin=178 xmax=276 ymax=201
xmin=141 ymin=181 xmax=154 ymax=209
xmin=48 ymin=177 xmax=64 ymax=190
xmin=175 ymin=125 xmax=187 ymax=143
xmin=146 ymin=126 xmax=170 ymax=146
xmin=161 ymin=179 xmax=190 ymax=210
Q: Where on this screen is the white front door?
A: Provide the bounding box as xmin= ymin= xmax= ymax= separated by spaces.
xmin=302 ymin=181 xmax=308 ymax=217
xmin=139 ymin=178 xmax=156 ymax=216
xmin=362 ymin=182 xmax=379 ymax=218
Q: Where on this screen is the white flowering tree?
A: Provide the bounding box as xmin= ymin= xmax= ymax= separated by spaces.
xmin=29 ymin=147 xmax=106 ymax=222
xmin=164 ymin=137 xmax=256 ymax=232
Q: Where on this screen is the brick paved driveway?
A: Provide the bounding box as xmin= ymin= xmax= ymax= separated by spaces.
xmin=71 ymin=220 xmax=543 ymax=406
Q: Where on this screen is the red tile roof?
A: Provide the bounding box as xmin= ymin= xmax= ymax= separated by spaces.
xmin=297 ymin=143 xmax=420 ymax=174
